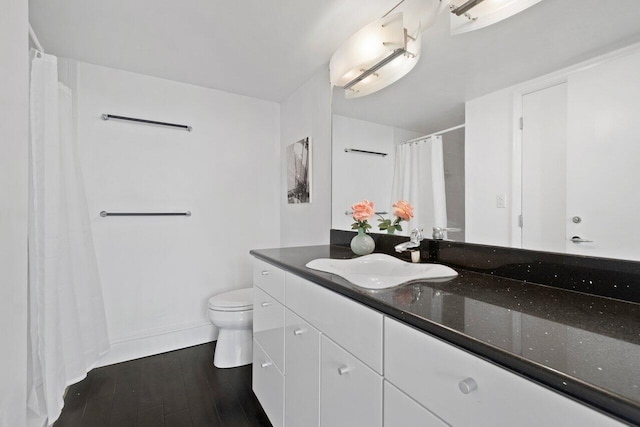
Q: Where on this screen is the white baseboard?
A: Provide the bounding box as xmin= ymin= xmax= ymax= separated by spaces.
xmin=96 ymin=321 xmax=218 ymax=367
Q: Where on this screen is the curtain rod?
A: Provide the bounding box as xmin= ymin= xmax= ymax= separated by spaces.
xmin=403 ymin=124 xmax=465 ymax=144
xmin=29 ymin=24 xmax=44 ymax=53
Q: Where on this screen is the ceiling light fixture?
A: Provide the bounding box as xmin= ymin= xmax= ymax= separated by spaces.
xmin=448 ymin=0 xmax=544 ymax=34
xmin=330 ymin=10 xmax=422 ymax=99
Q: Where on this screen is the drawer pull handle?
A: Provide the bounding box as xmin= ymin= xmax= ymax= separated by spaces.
xmin=338 ymin=366 xmax=351 ymax=376
xmin=458 ymin=377 xmax=478 ymax=394
xmin=261 ymin=301 xmax=272 ymax=307
xmin=260 ymin=362 xmax=272 ymax=368
xmin=261 ymin=270 xmax=270 ymax=276
xmin=293 ymin=328 xmax=305 ymax=336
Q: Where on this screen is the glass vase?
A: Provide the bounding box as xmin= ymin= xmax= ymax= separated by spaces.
xmin=350 ymin=227 xmax=375 ymax=255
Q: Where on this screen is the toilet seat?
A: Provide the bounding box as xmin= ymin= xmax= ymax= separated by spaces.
xmin=208 ymin=288 xmax=253 ymax=312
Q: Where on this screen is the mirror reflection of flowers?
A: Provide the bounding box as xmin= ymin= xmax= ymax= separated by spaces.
xmin=351 ymin=200 xmax=375 ymax=231
xmin=378 ymin=200 xmax=414 ymax=234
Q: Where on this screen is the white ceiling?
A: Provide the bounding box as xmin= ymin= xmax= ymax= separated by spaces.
xmin=30 ymin=0 xmax=640 ymax=133
xmin=333 ymin=0 xmax=640 ymax=134
xmin=29 ymin=0 xmax=393 ymax=102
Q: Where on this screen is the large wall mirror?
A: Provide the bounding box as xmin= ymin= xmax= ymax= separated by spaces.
xmin=331 ymin=0 xmax=640 ymax=262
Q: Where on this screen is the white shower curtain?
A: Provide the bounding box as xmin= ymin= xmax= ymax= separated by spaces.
xmin=28 ymin=51 xmax=110 ymax=425
xmin=390 ymin=135 xmax=447 ymax=236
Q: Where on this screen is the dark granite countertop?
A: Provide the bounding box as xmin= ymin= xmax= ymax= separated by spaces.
xmin=250 ymin=245 xmax=640 ymax=426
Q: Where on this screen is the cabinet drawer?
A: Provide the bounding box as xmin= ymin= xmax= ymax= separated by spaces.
xmin=253 ymin=286 xmax=284 ymax=373
xmin=286 ymin=273 xmax=383 ymax=374
xmin=384 ymin=381 xmax=448 ymax=427
xmin=253 ymin=339 xmax=284 ymax=427
xmin=253 ymin=258 xmax=285 ymax=303
xmin=321 ymin=336 xmax=383 ymax=427
xmin=384 ymin=318 xmax=623 ymax=426
xmin=285 ymin=309 xmax=320 ymax=427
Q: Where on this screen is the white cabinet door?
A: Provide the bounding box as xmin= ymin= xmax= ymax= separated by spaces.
xmin=253 ymin=258 xmax=285 ymax=302
xmin=286 ymin=273 xmax=383 ymax=374
xmin=285 ymin=309 xmax=320 ymax=427
xmin=385 ymin=318 xmax=623 ymax=427
xmin=320 ymin=336 xmax=382 ymax=427
xmin=253 ymin=286 xmax=285 ymax=373
xmin=253 ymin=339 xmax=284 ymax=427
xmin=384 ymin=381 xmax=448 ymax=427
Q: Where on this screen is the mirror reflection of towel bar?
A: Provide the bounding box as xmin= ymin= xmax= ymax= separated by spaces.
xmin=100 ymin=211 xmax=191 ymax=217
xmin=345 ymin=211 xmax=388 ymax=216
xmin=344 ymin=148 xmax=387 ymax=157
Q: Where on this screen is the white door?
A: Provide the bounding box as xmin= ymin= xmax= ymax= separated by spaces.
xmin=565 ymin=51 xmax=640 ymax=261
xmin=521 ymin=83 xmax=568 ymax=253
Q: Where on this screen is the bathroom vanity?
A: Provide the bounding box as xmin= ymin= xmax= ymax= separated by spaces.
xmin=250 ymin=240 xmax=639 ymax=426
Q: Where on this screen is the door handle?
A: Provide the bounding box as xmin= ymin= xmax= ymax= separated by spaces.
xmin=571 ymin=236 xmax=593 ymax=243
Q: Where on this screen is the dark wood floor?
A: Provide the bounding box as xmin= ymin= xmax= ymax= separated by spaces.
xmin=54 ymin=342 xmax=272 ymax=427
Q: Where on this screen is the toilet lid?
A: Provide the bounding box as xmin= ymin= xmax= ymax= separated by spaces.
xmin=208 ymin=288 xmax=253 ymax=311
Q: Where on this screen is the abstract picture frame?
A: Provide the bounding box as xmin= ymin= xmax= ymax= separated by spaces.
xmin=287 ymin=137 xmax=312 ymax=204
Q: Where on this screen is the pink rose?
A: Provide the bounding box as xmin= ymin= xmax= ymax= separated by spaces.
xmin=393 ymin=200 xmax=414 ymax=221
xmin=352 ymin=200 xmax=375 ymax=222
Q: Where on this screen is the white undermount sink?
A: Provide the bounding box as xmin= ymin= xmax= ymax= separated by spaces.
xmin=305 ymin=253 xmax=458 ymax=290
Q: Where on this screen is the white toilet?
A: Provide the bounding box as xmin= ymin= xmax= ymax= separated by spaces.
xmin=208 ymin=287 xmax=253 ymax=368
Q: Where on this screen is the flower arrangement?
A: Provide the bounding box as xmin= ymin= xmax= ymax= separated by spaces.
xmin=378 ymin=200 xmax=414 ymax=234
xmin=351 ymin=200 xmax=375 ymax=231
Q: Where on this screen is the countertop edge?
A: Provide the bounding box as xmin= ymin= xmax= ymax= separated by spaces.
xmin=250 ymin=248 xmax=639 ymax=426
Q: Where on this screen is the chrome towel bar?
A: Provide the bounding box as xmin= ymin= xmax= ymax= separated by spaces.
xmin=101 ymin=114 xmax=192 ymax=132
xmin=100 ymin=211 xmax=191 ymax=217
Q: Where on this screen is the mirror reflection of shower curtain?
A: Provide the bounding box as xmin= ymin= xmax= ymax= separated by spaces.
xmin=28 ymin=51 xmax=110 ymax=425
xmin=390 ymin=136 xmax=447 ymax=236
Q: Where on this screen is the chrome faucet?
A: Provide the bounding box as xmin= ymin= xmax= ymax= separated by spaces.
xmin=432 ymin=227 xmax=462 ymax=240
xmin=394 ymin=228 xmax=424 ymax=253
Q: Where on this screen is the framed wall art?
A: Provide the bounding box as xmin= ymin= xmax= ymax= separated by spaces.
xmin=287 ymin=137 xmax=311 ymax=204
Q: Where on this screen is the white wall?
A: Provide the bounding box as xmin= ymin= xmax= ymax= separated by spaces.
xmin=442 ymin=128 xmax=465 ymax=241
xmin=331 ymin=114 xmax=421 ymax=231
xmin=280 ymin=67 xmax=332 ymax=246
xmin=72 ymin=62 xmax=280 ymax=365
xmin=332 ymin=115 xmax=395 ymax=231
xmin=465 ymin=45 xmax=640 ymax=256
xmin=0 ymin=0 xmax=28 ymax=425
